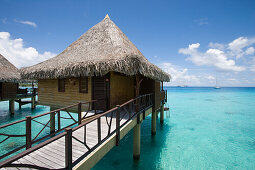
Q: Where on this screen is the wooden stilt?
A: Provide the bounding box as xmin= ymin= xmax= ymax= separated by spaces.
xmin=9 ymin=99 xmax=15 ymax=114
xmin=133 ymin=123 xmax=140 ymax=160
xmin=160 ymin=102 xmax=164 ymax=124
xmin=19 ymin=99 xmax=22 ymax=109
xmin=31 ymin=82 xmax=36 ymax=109
xmin=151 ymin=107 xmax=156 ymax=135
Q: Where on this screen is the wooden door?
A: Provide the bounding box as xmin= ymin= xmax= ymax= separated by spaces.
xmin=92 ymin=75 xmax=110 ymax=111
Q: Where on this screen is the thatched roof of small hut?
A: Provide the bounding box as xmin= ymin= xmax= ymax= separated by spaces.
xmin=0 ymin=54 xmax=20 ymax=82
xmin=21 ymin=15 xmax=171 ymax=82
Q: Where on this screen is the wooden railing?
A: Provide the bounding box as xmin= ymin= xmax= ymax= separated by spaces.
xmin=0 ymin=100 xmax=97 ymax=161
xmin=0 ymin=93 xmax=153 ymax=169
xmin=17 ymin=88 xmax=38 ymax=97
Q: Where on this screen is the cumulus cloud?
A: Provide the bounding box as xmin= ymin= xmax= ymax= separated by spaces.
xmin=245 ymin=47 xmax=255 ymax=55
xmin=0 ymin=32 xmax=56 ymax=68
xmin=179 ymin=43 xmax=245 ymax=72
xmin=178 ymin=36 xmax=255 ymax=72
xmin=159 ymin=62 xmax=200 ymax=85
xmin=14 ymin=19 xmax=37 ymax=28
xmin=228 ymin=37 xmax=255 ymax=59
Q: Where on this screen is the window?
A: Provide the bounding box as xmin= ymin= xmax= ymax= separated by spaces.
xmin=58 ymin=79 xmax=65 ymax=92
xmin=79 ymin=77 xmax=88 ymax=93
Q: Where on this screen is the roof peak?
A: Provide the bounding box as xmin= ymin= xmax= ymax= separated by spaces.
xmin=104 ymin=14 xmax=110 ymax=19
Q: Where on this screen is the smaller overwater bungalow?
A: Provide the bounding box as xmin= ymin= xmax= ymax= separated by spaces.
xmin=0 ymin=54 xmax=37 ymax=113
xmin=21 ymin=15 xmax=170 ymax=114
xmin=0 ymin=54 xmax=20 ymax=101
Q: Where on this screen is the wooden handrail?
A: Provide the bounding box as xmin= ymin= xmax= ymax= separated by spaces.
xmin=0 ymin=93 xmax=154 ymax=169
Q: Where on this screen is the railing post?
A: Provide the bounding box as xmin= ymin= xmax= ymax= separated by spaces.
xmin=116 ymin=105 xmax=120 ymax=146
xmin=78 ymin=102 xmax=82 ymax=125
xmin=65 ymin=128 xmax=72 ymax=170
xmin=26 ymin=116 xmax=32 ymax=149
xmin=97 ymin=117 xmax=101 ymax=143
xmin=58 ymin=111 xmax=61 ymax=130
xmin=50 ymin=112 xmax=55 ymax=134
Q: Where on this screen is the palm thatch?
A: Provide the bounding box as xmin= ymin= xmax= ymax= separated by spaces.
xmin=0 ymin=54 xmax=20 ymax=82
xmin=21 ymin=15 xmax=171 ymax=82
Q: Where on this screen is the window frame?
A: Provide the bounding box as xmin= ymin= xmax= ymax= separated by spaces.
xmin=58 ymin=79 xmax=65 ymax=92
xmin=79 ymin=77 xmax=88 ymax=93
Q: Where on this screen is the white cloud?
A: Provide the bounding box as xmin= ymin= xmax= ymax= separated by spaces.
xmin=208 ymin=42 xmax=225 ymax=50
xmin=179 ymin=43 xmax=245 ymax=72
xmin=246 ymin=47 xmax=255 ymax=55
xmin=194 ymin=18 xmax=208 ymax=25
xmin=15 ymin=19 xmax=37 ymax=28
xmin=228 ymin=78 xmax=237 ymax=81
xmin=228 ymin=37 xmax=255 ymax=59
xmin=206 ymin=75 xmax=215 ymax=80
xmin=159 ymin=62 xmax=200 ymax=85
xmin=0 ymin=32 xmax=56 ymax=68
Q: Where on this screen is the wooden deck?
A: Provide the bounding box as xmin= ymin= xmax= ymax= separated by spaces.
xmin=2 ymin=113 xmax=127 ymax=170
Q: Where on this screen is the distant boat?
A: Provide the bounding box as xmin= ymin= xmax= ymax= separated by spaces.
xmin=214 ymin=75 xmax=221 ymax=89
xmin=177 ymin=85 xmax=187 ymax=88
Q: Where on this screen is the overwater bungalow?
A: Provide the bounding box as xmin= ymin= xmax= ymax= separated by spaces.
xmin=21 ymin=14 xmax=170 ymax=113
xmin=0 ymin=15 xmax=170 ymax=169
xmin=0 ymin=54 xmax=20 ymax=101
xmin=0 ymin=54 xmax=37 ymax=113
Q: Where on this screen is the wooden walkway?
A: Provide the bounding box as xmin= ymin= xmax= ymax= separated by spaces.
xmin=2 ymin=113 xmax=128 ymax=170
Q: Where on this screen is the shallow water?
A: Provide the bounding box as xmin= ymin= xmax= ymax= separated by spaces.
xmin=0 ymin=98 xmax=77 ymax=160
xmin=93 ymin=87 xmax=255 ymax=170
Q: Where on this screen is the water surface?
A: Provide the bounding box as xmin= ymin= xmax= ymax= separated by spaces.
xmin=93 ymin=87 xmax=255 ymax=169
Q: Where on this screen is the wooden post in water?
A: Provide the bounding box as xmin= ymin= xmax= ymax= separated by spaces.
xmin=133 ymin=121 xmax=140 ymax=160
xmin=151 ymin=82 xmax=156 ymax=135
xmin=9 ymin=99 xmax=15 ymax=114
xmin=160 ymin=101 xmax=164 ymax=124
xmin=31 ymin=82 xmax=36 ymax=109
xmin=50 ymin=112 xmax=55 ymax=134
xmin=18 ymin=99 xmax=22 ymax=109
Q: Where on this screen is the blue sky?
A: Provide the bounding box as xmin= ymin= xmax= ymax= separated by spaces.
xmin=0 ymin=0 xmax=255 ymax=86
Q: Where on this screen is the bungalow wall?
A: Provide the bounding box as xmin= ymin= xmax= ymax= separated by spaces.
xmin=0 ymin=82 xmax=18 ymax=100
xmin=109 ymin=72 xmax=135 ymax=108
xmin=38 ymin=78 xmax=92 ymax=112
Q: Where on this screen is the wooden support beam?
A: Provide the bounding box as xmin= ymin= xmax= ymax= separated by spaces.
xmin=151 ymin=107 xmax=156 ymax=136
xmin=133 ymin=123 xmax=140 ymax=160
xmin=9 ymin=99 xmax=15 ymax=114
xmin=160 ymin=102 xmax=164 ymax=124
xmin=18 ymin=99 xmax=22 ymax=109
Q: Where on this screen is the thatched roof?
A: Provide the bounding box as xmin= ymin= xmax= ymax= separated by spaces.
xmin=21 ymin=15 xmax=171 ymax=82
xmin=0 ymin=54 xmax=20 ymax=82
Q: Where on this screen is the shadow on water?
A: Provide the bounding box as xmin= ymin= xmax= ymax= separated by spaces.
xmin=93 ymin=116 xmax=173 ymax=170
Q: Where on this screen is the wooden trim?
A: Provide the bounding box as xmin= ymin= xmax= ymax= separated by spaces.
xmin=58 ymin=79 xmax=65 ymax=92
xmin=79 ymin=77 xmax=88 ymax=93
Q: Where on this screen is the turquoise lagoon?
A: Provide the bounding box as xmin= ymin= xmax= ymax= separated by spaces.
xmin=93 ymin=87 xmax=255 ymax=169
xmin=0 ymin=87 xmax=255 ymax=169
